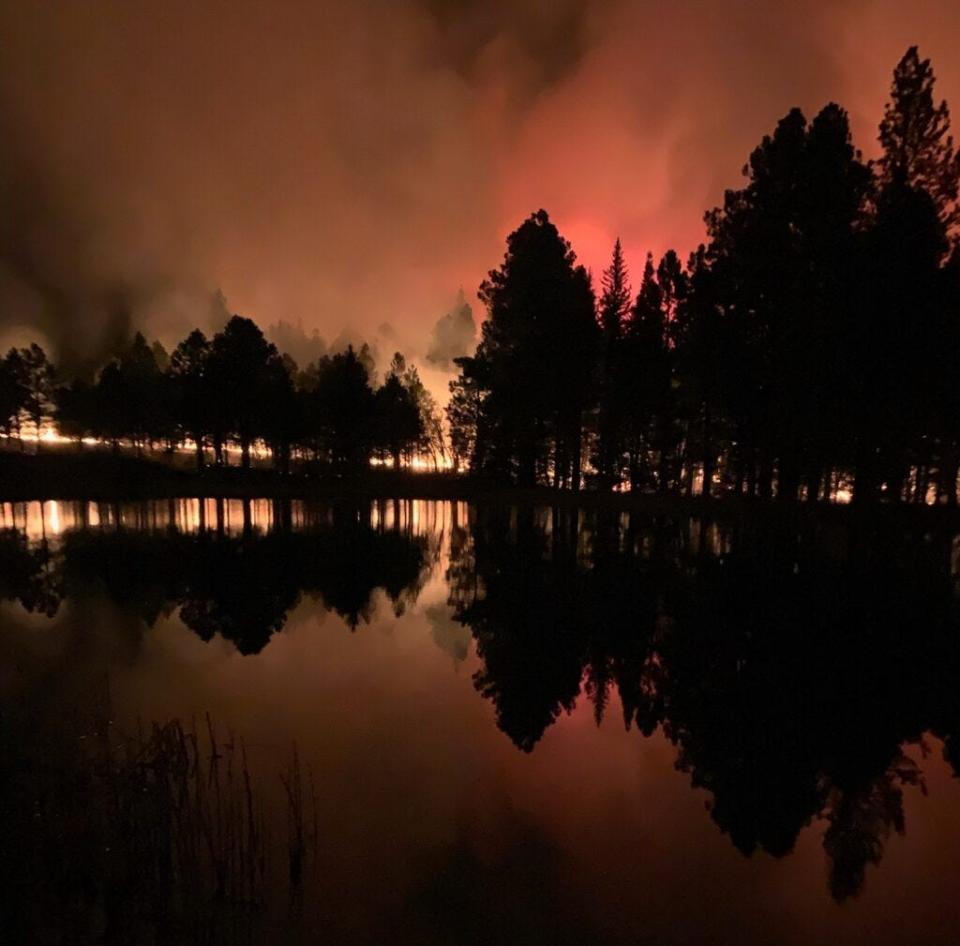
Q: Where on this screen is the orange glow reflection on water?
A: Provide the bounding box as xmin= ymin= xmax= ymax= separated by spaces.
xmin=0 ymin=497 xmax=473 ymax=547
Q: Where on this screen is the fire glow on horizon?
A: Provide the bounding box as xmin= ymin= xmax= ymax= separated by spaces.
xmin=0 ymin=426 xmax=456 ymax=471
xmin=4 ymin=424 xmax=864 ymax=501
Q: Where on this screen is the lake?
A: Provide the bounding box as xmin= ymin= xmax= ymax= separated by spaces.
xmin=2 ymin=497 xmax=960 ymax=944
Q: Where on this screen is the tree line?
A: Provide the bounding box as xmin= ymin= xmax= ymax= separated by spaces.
xmin=2 ymin=47 xmax=957 ymax=503
xmin=448 ymin=47 xmax=960 ymax=503
xmin=0 ymin=318 xmax=446 ymax=474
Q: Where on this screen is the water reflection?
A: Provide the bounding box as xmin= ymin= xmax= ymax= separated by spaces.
xmin=0 ymin=496 xmax=456 ymax=542
xmin=0 ymin=498 xmax=452 ymax=649
xmin=2 ymin=499 xmax=960 ymax=942
xmin=445 ymin=505 xmax=960 ymax=903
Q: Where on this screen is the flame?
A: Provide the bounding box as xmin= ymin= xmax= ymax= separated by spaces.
xmin=1 ymin=426 xmax=453 ymax=471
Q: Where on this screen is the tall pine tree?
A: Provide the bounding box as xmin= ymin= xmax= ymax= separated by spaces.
xmin=593 ymin=239 xmax=631 ymax=488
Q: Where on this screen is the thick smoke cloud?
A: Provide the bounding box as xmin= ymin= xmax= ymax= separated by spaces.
xmin=1 ymin=0 xmax=959 ymax=377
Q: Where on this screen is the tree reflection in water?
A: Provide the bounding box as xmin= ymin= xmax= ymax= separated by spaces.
xmin=0 ymin=498 xmax=434 ymax=652
xmin=446 ymin=504 xmax=960 ymax=901
xmin=1 ymin=498 xmax=959 ymax=908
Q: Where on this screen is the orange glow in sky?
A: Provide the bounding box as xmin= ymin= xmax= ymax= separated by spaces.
xmin=0 ymin=2 xmax=958 ymax=364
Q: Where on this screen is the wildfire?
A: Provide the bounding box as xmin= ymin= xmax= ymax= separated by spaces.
xmin=2 ymin=425 xmax=454 ymax=471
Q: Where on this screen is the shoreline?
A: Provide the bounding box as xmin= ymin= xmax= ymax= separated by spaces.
xmin=2 ymin=449 xmax=960 ymax=532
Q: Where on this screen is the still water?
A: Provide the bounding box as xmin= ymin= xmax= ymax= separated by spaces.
xmin=2 ymin=497 xmax=960 ymax=944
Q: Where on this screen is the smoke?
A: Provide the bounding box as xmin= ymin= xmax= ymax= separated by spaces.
xmin=265 ymin=321 xmax=328 ymax=370
xmin=426 ymin=290 xmax=477 ymax=368
xmin=1 ymin=0 xmax=959 ymax=379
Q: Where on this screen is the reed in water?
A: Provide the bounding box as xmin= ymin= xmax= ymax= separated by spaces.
xmin=1 ymin=695 xmax=319 ymax=944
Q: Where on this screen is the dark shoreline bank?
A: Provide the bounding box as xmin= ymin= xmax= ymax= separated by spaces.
xmin=3 ymin=449 xmax=960 ymax=534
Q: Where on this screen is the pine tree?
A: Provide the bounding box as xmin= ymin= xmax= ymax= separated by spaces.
xmin=169 ymin=330 xmax=212 ymax=470
xmin=865 ymin=48 xmax=958 ymax=501
xmin=593 ymin=239 xmax=632 ymax=488
xmin=878 ymin=46 xmax=960 ymax=233
xmin=8 ymin=344 xmax=54 ymax=448
xmin=619 ymin=254 xmax=672 ymax=491
xmin=598 ymin=238 xmax=631 ymax=341
xmin=476 ymin=210 xmax=596 ymax=488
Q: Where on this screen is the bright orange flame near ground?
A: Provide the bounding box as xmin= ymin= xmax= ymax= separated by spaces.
xmin=1 ymin=426 xmax=454 ymax=472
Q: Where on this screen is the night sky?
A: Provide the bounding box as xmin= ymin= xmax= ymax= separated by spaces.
xmin=1 ymin=0 xmax=958 ymax=367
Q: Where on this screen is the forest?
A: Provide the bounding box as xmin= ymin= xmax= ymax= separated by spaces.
xmin=1 ymin=47 xmax=958 ymax=505
xmin=449 ymin=47 xmax=960 ymax=504
xmin=0 ymin=330 xmax=447 ymax=475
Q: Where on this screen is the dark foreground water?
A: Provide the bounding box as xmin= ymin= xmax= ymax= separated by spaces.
xmin=2 ymin=498 xmax=960 ymax=944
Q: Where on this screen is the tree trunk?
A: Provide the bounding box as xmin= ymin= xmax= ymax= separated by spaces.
xmin=939 ymin=448 xmax=958 ymax=505
xmin=657 ymin=445 xmax=670 ymax=496
xmin=570 ymin=421 xmax=582 ymax=493
xmin=777 ymin=462 xmax=799 ymax=503
xmin=746 ymin=453 xmax=757 ymax=498
xmin=914 ymin=465 xmax=929 ymax=504
xmin=701 ymin=404 xmax=713 ymax=499
xmin=757 ymin=457 xmax=774 ymax=501
xmin=518 ymin=446 xmax=536 ymax=489
xmin=852 ymin=443 xmax=877 ymax=505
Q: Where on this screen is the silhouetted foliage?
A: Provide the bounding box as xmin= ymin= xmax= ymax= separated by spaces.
xmin=208 ymin=317 xmax=284 ymax=469
xmin=621 ymin=252 xmax=676 ymax=491
xmin=374 ymin=354 xmax=424 ymax=469
xmin=446 ymin=355 xmax=488 ymax=473
xmin=6 ymin=343 xmax=54 ymax=447
xmin=592 ymin=239 xmax=631 ymax=489
xmin=460 ymin=210 xmax=597 ymax=487
xmin=0 ymin=353 xmax=27 ymax=439
xmin=309 ymin=346 xmax=376 ymax=475
xmin=878 ymin=46 xmax=960 ymax=232
xmin=169 ymin=329 xmax=212 ymax=470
